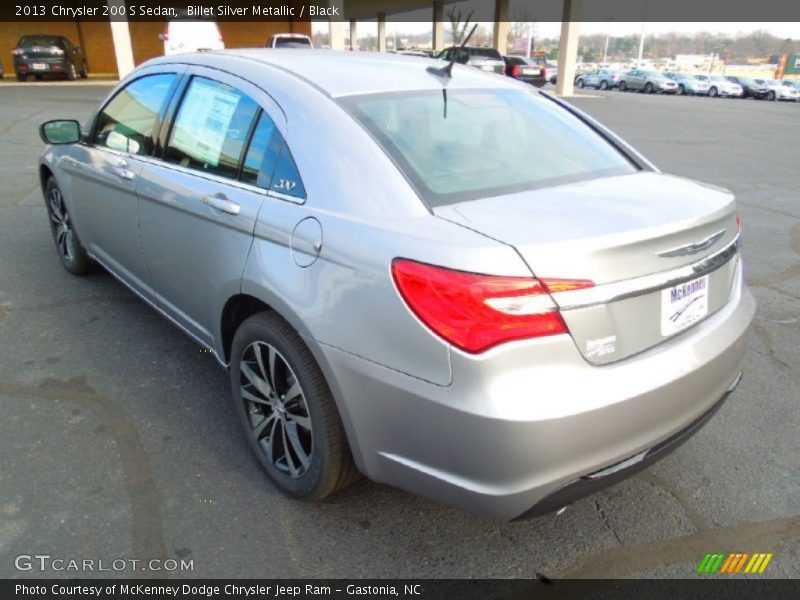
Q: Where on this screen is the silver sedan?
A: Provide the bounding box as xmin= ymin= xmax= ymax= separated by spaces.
xmin=38 ymin=50 xmax=754 ymax=520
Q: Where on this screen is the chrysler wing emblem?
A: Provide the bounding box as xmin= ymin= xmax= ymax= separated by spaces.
xmin=656 ymin=229 xmax=726 ymax=258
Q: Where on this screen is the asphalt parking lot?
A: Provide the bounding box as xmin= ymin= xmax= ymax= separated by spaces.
xmin=0 ymin=82 xmax=798 ymax=580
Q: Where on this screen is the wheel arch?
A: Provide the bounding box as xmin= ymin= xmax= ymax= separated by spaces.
xmin=218 ymin=291 xmax=367 ymax=473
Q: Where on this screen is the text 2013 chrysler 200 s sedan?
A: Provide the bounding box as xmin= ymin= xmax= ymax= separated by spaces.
xmin=38 ymin=51 xmax=755 ymax=520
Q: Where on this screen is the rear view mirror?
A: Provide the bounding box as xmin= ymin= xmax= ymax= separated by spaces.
xmin=40 ymin=120 xmax=81 ymax=145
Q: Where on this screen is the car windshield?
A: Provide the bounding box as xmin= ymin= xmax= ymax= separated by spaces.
xmin=274 ymin=37 xmax=311 ymax=48
xmin=341 ymin=88 xmax=637 ymax=207
xmin=18 ymin=36 xmax=62 ymax=47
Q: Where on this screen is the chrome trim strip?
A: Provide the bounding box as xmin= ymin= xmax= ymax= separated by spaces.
xmin=555 ymin=234 xmax=740 ymax=310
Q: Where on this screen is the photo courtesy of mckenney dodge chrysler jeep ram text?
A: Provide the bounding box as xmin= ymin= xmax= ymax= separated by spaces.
xmin=37 ymin=50 xmax=755 ymax=520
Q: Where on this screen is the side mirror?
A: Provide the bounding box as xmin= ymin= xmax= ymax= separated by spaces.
xmin=40 ymin=120 xmax=81 ymax=145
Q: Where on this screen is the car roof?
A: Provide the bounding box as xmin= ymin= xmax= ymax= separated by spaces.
xmin=146 ymin=49 xmax=520 ymax=98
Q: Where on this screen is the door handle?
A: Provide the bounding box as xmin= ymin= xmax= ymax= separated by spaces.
xmin=111 ymin=159 xmax=135 ymax=181
xmin=202 ymin=193 xmax=241 ymax=216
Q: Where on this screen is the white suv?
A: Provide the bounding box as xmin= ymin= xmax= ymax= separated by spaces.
xmin=266 ymin=34 xmax=313 ymax=49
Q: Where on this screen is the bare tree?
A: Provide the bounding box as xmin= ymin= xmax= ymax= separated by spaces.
xmin=446 ymin=7 xmax=474 ymax=45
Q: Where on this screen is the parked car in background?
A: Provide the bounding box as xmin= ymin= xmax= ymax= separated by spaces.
xmin=160 ymin=19 xmax=225 ymax=55
xmin=37 ymin=50 xmax=754 ymax=520
xmin=724 ymin=76 xmax=767 ymax=99
xmin=266 ymin=33 xmax=313 ymax=49
xmin=436 ymin=46 xmax=505 ymax=75
xmin=12 ymin=35 xmax=88 ymax=81
xmin=546 ymin=63 xmax=558 ymax=84
xmin=617 ymin=70 xmax=678 ymax=93
xmin=503 ymin=56 xmax=549 ymax=87
xmin=0 ymin=60 xmax=4 ymax=79
xmin=395 ymin=49 xmax=427 ymax=57
xmin=756 ymin=79 xmax=799 ymax=101
xmin=701 ymin=75 xmax=743 ymax=98
xmin=664 ymin=72 xmax=709 ymax=95
xmin=575 ymin=69 xmax=621 ymax=90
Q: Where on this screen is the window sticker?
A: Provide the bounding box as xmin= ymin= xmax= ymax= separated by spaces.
xmin=171 ymin=79 xmax=241 ymax=167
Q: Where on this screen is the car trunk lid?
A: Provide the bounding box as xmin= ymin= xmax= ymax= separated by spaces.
xmin=434 ymin=172 xmax=740 ymax=364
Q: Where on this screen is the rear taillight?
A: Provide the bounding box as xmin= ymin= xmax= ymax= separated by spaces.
xmin=540 ymin=67 xmax=547 ymax=79
xmin=391 ymin=259 xmax=593 ymax=354
xmin=162 ymin=27 xmax=169 ymax=42
xmin=736 ymin=215 xmax=741 ymax=234
xmin=511 ymin=64 xmax=520 ymax=77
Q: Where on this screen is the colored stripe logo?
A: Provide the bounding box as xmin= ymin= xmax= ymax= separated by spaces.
xmin=697 ymin=553 xmax=773 ymax=574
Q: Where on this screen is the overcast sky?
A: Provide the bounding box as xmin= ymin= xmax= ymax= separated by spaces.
xmin=313 ymin=21 xmax=800 ymax=40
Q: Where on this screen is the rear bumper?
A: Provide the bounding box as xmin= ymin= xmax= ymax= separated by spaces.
xmin=319 ymin=264 xmax=756 ymax=520
xmin=15 ymin=58 xmax=69 ymax=75
xmin=514 ymin=370 xmax=741 ymax=519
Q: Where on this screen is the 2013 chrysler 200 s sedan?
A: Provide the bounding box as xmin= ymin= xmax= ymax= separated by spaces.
xmin=38 ymin=50 xmax=755 ymax=520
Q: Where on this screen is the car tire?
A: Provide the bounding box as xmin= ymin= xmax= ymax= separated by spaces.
xmin=600 ymin=80 xmax=608 ymax=90
xmin=67 ymin=63 xmax=77 ymax=81
xmin=16 ymin=73 xmax=26 ymax=82
xmin=230 ymin=311 xmax=360 ymax=501
xmin=577 ymin=79 xmax=584 ymax=89
xmin=678 ymin=84 xmax=685 ymax=95
xmin=644 ymin=82 xmax=654 ymax=94
xmin=34 ymin=75 xmax=44 ymax=81
xmin=709 ymin=87 xmax=718 ymax=98
xmin=44 ymin=178 xmax=95 ymax=276
xmin=618 ymin=80 xmax=627 ymax=91
xmin=80 ymin=63 xmax=88 ymax=79
xmin=767 ymin=90 xmax=776 ymax=101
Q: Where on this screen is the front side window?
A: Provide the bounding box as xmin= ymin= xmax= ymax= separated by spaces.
xmin=342 ymin=88 xmax=636 ymax=207
xmin=94 ymin=73 xmax=176 ymax=156
xmin=165 ymin=77 xmax=259 ymax=179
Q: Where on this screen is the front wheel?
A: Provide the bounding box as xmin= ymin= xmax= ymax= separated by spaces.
xmin=767 ymin=90 xmax=776 ymax=101
xmin=44 ymin=178 xmax=94 ymax=275
xmin=644 ymin=82 xmax=654 ymax=94
xmin=678 ymin=84 xmax=686 ymax=95
xmin=600 ymin=80 xmax=609 ymax=90
xmin=577 ymin=78 xmax=584 ymax=89
xmin=618 ymin=80 xmax=627 ymax=91
xmin=230 ymin=312 xmax=359 ymax=500
xmin=709 ymin=87 xmax=718 ymax=98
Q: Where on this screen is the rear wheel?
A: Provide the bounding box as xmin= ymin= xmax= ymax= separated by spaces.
xmin=644 ymin=82 xmax=654 ymax=94
xmin=16 ymin=73 xmax=26 ymax=82
xmin=709 ymin=86 xmax=718 ymax=98
xmin=44 ymin=178 xmax=94 ymax=275
xmin=577 ymin=78 xmax=584 ymax=89
xmin=80 ymin=62 xmax=88 ymax=79
xmin=767 ymin=90 xmax=776 ymax=101
xmin=678 ymin=84 xmax=686 ymax=95
xmin=230 ymin=312 xmax=359 ymax=500
xmin=618 ymin=80 xmax=627 ymax=91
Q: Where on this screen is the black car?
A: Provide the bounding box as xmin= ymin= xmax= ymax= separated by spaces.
xmin=725 ymin=76 xmax=768 ymax=99
xmin=503 ymin=56 xmax=549 ymax=87
xmin=12 ymin=35 xmax=88 ymax=82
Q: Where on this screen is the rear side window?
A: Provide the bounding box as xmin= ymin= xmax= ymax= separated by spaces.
xmin=94 ymin=73 xmax=176 ymax=156
xmin=342 ymin=88 xmax=636 ymax=207
xmin=241 ymin=113 xmax=306 ymax=200
xmin=165 ymin=77 xmax=259 ymax=179
xmin=240 ymin=112 xmax=283 ymax=188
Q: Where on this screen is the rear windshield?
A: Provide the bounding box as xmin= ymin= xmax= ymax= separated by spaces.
xmin=18 ymin=36 xmax=62 ymax=47
xmin=341 ymin=88 xmax=637 ymax=207
xmin=274 ymin=37 xmax=311 ymax=48
xmin=469 ymin=48 xmax=502 ymax=60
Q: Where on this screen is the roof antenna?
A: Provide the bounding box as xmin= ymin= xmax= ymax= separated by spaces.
xmin=427 ymin=23 xmax=478 ymax=119
xmin=426 ymin=23 xmax=479 ymax=81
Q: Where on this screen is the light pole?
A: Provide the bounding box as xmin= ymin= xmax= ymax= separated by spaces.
xmin=603 ymin=33 xmax=609 ymax=64
xmin=637 ymin=21 xmax=645 ymax=66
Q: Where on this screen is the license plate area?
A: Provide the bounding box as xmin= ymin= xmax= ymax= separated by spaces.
xmin=32 ymin=63 xmax=47 ymax=70
xmin=660 ymin=274 xmax=710 ymax=336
